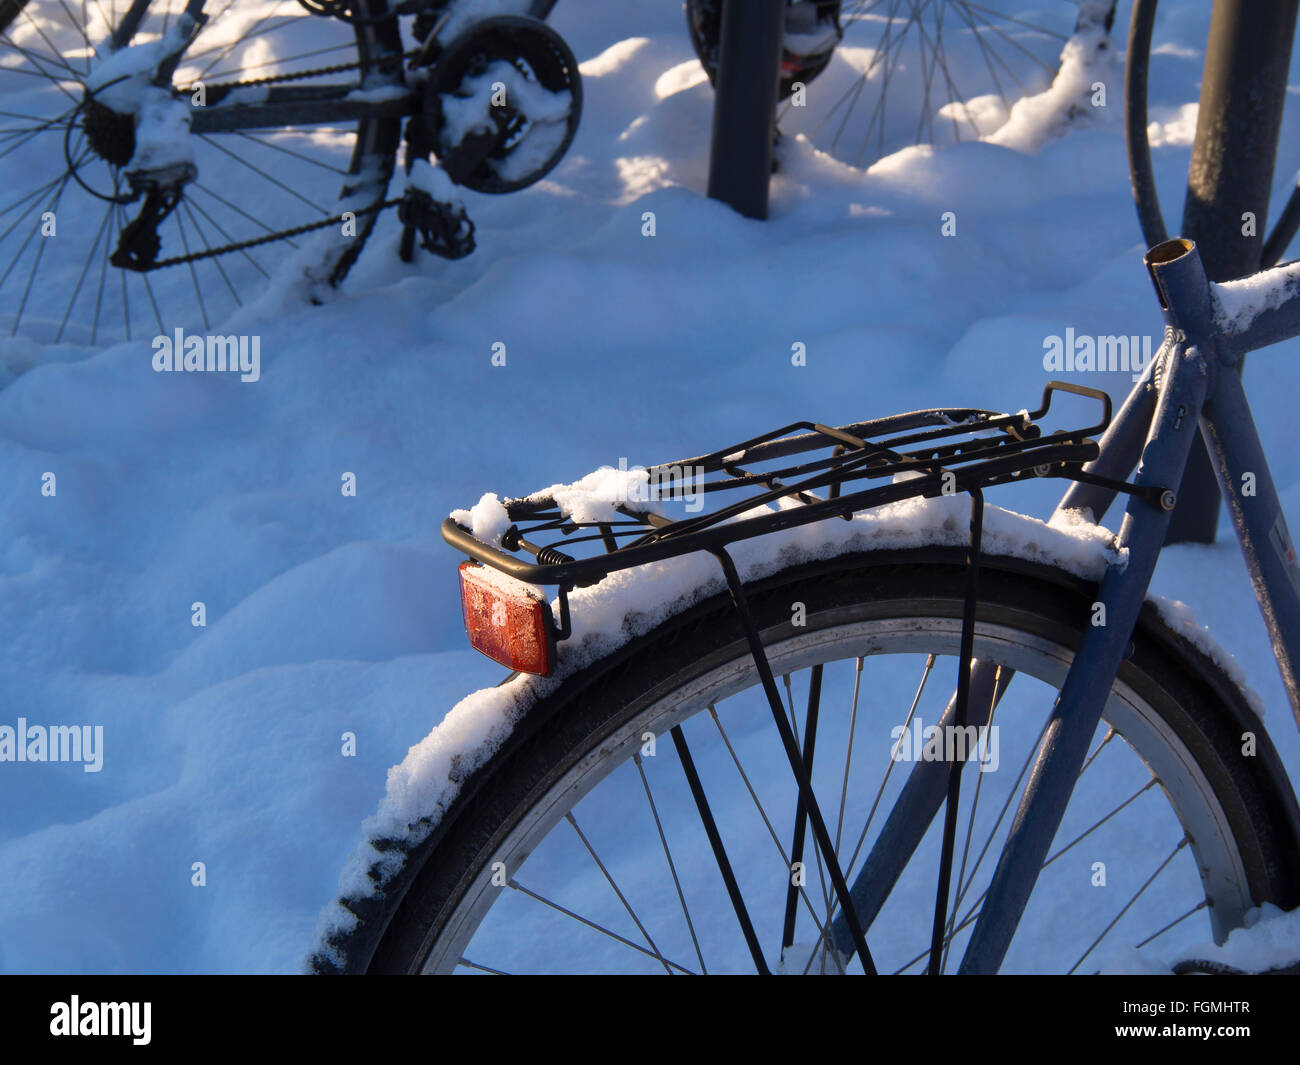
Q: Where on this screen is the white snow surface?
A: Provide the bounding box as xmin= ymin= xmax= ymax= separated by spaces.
xmin=3 ymin=0 xmax=1300 ymax=974
xmin=985 ymin=14 xmax=1118 ymax=153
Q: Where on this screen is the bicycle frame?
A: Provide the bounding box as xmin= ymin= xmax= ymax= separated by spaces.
xmin=103 ymin=0 xmax=412 ymax=133
xmin=872 ymin=237 xmax=1300 ymax=973
xmin=99 ymin=0 xmax=561 ymax=140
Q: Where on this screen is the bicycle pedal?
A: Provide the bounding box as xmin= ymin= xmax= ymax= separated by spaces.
xmin=397 ymin=187 xmax=475 ymax=260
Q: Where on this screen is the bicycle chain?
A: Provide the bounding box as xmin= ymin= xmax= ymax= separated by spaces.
xmin=173 ymin=48 xmax=421 ymax=97
xmin=150 ymin=195 xmax=404 ymax=269
xmin=152 ymin=48 xmax=424 ymax=269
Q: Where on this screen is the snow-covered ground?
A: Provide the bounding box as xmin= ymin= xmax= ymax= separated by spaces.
xmin=3 ymin=0 xmax=1300 ymax=973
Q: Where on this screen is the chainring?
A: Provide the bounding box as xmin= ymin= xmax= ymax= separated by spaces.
xmin=420 ymin=14 xmax=582 ymax=194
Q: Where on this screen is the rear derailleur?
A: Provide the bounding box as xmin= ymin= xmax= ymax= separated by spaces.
xmin=109 ymin=162 xmax=197 ymax=272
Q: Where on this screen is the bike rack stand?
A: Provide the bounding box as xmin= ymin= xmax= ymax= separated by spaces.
xmin=705 ymin=0 xmax=785 ymax=220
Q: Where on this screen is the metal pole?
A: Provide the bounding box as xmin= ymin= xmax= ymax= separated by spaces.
xmin=1167 ymin=0 xmax=1299 ymax=543
xmin=706 ymin=0 xmax=786 ymax=220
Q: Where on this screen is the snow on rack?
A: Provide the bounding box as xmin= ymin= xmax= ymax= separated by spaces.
xmin=310 ymin=474 xmax=1146 ymax=964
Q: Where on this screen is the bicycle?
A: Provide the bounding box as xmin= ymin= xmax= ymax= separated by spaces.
xmin=0 ymin=1 xmax=1112 ymax=346
xmin=307 ymin=229 xmax=1300 ymax=974
xmin=0 ymin=0 xmax=580 ymax=347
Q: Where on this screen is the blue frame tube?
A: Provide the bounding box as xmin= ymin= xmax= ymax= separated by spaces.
xmin=1201 ymin=362 xmax=1300 ymax=720
xmin=833 ymin=238 xmax=1300 ymax=969
xmin=957 ymin=242 xmax=1220 ymax=972
xmin=958 ymin=337 xmax=1209 ymax=972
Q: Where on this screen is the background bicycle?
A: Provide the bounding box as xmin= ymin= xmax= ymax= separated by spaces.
xmin=0 ymin=0 xmax=1114 ymax=346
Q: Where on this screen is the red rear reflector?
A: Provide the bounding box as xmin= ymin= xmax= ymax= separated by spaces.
xmin=458 ymin=562 xmax=556 ymax=676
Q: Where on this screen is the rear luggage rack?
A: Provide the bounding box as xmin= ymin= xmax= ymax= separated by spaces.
xmin=444 ymin=380 xmax=1150 ymax=970
xmin=443 ymin=381 xmax=1138 ymax=592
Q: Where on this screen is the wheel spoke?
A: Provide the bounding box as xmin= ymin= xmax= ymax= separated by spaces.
xmin=4 ymin=165 xmax=74 ymax=332
xmin=233 ymin=130 xmax=349 ymax=175
xmin=565 ymin=811 xmax=675 ymax=975
xmin=184 ymin=191 xmax=273 ymax=276
xmin=55 ymin=196 xmax=113 ymax=340
xmin=671 ymin=724 xmax=770 ymax=974
xmin=201 ymin=40 xmax=357 ymax=81
xmin=170 ymin=202 xmax=210 ymax=331
xmin=507 ymin=877 xmax=696 ymax=975
xmin=1067 ymin=837 xmax=1190 ymax=974
xmin=188 ymin=5 xmax=296 ymax=81
xmin=180 ymin=197 xmax=241 ymax=306
xmin=633 ymin=752 xmax=708 ymax=975
xmin=941 ymin=663 xmax=1002 ymax=970
xmin=456 ymin=957 xmax=509 ymax=975
xmin=781 ymin=675 xmax=832 ymax=916
xmin=1132 ymin=899 xmax=1209 ymax=952
xmin=189 ymin=180 xmax=302 ymax=248
xmin=114 ymin=200 xmax=130 ymax=340
xmin=837 ymin=651 xmax=935 ymax=898
xmin=706 ymin=705 xmax=834 ymax=952
xmin=196 ymin=132 xmax=333 ymax=216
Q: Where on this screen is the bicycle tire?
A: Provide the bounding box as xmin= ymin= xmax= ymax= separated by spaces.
xmin=313 ymin=548 xmax=1300 ymax=974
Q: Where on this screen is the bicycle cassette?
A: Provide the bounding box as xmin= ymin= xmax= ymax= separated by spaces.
xmin=417 ymin=15 xmax=583 ymax=194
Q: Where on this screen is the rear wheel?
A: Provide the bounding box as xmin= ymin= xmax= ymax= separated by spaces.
xmin=315 ymin=550 xmax=1300 ymax=974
